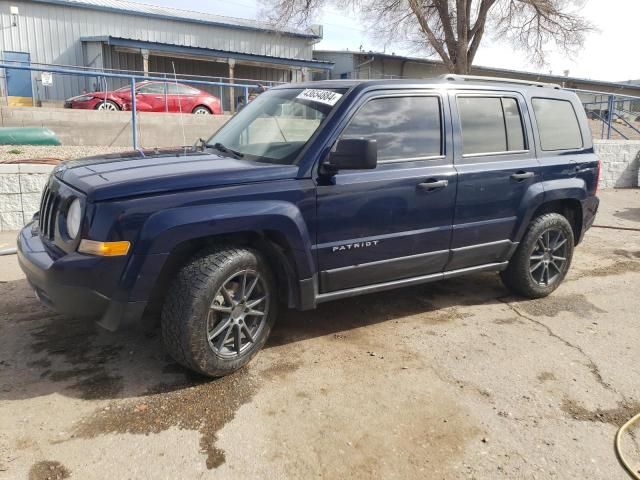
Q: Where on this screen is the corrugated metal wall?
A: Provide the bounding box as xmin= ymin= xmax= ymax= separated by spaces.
xmin=0 ymin=0 xmax=314 ymax=100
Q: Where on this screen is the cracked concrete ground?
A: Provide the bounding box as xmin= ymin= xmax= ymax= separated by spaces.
xmin=1 ymin=189 xmax=639 ymax=479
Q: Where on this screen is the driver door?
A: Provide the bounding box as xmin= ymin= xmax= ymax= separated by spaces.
xmin=315 ymin=93 xmax=457 ymax=293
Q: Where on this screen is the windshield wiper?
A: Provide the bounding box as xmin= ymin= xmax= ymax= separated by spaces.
xmin=205 ymin=142 xmax=244 ymax=159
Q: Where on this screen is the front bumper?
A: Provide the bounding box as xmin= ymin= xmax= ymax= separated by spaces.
xmin=17 ymin=224 xmax=146 ymax=330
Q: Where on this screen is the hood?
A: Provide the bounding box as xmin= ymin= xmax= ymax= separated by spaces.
xmin=54 ymin=149 xmax=299 ymax=202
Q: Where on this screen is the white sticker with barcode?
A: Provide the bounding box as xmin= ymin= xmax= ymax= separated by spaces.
xmin=296 ymin=89 xmax=343 ymax=106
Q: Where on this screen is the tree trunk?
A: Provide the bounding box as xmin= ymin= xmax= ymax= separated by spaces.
xmin=453 ymin=59 xmax=470 ymax=74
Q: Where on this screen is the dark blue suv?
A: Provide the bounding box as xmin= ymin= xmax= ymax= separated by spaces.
xmin=17 ymin=76 xmax=600 ymax=376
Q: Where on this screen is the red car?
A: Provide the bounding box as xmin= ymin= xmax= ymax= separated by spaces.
xmin=64 ymin=81 xmax=223 ymax=114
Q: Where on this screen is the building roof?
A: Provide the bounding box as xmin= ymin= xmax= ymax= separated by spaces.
xmin=82 ymin=36 xmax=334 ymax=70
xmin=314 ymin=50 xmax=640 ymax=95
xmin=30 ymin=0 xmax=320 ymax=38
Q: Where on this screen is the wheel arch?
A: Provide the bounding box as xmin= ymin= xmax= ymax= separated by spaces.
xmin=192 ymin=104 xmax=212 ymax=114
xmin=142 ymin=230 xmax=302 ymax=323
xmin=528 ymin=199 xmax=583 ymax=245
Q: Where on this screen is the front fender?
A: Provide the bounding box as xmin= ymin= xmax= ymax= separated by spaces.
xmin=136 ymin=200 xmax=315 ymax=279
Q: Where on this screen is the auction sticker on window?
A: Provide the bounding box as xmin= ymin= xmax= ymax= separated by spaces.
xmin=296 ymin=89 xmax=343 ymax=106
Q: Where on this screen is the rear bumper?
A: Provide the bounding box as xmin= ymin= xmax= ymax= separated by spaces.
xmin=17 ymin=223 xmax=146 ymax=331
xmin=579 ymin=195 xmax=599 ymax=243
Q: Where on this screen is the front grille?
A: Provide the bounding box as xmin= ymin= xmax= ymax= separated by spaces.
xmin=38 ymin=184 xmax=60 ymax=240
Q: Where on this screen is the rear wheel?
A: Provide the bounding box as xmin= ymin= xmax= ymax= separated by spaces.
xmin=193 ymin=106 xmax=211 ymax=115
xmin=96 ymin=100 xmax=120 ymax=111
xmin=500 ymin=213 xmax=574 ymax=298
xmin=161 ymin=246 xmax=277 ymax=377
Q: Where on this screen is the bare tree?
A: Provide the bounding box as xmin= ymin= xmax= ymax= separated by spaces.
xmin=263 ymin=0 xmax=593 ymax=74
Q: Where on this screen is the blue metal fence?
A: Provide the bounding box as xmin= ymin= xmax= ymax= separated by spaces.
xmin=0 ymin=62 xmax=259 ymax=150
xmin=568 ymin=88 xmax=640 ymax=140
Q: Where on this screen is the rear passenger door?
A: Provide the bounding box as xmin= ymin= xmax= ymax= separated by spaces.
xmin=315 ymin=92 xmax=457 ymax=293
xmin=168 ymin=84 xmax=199 ymax=113
xmin=447 ymin=91 xmax=542 ymax=270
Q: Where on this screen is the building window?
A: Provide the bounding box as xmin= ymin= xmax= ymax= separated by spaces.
xmin=458 ymin=96 xmax=526 ymax=155
xmin=340 ymin=96 xmax=442 ymax=162
xmin=532 ymin=98 xmax=583 ymax=151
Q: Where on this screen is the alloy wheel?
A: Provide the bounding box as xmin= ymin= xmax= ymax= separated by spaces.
xmin=206 ymin=269 xmax=269 ymax=358
xmin=529 ymin=228 xmax=568 ymax=286
xmin=97 ymin=101 xmax=118 ymax=111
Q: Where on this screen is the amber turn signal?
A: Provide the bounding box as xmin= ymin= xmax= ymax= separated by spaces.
xmin=78 ymin=239 xmax=131 ymax=257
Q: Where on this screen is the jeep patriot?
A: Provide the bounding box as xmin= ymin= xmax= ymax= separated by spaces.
xmin=18 ymin=75 xmax=600 ymax=377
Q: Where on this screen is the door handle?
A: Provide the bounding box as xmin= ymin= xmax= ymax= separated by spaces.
xmin=511 ymin=171 xmax=534 ymax=181
xmin=417 ymin=179 xmax=449 ymax=191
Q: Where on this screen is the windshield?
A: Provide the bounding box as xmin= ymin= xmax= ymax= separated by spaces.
xmin=207 ymin=87 xmax=346 ymax=164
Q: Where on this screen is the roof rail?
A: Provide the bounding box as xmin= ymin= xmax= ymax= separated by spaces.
xmin=441 ymin=74 xmax=561 ymax=89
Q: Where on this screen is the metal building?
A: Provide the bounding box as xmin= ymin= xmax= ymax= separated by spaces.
xmin=314 ymin=50 xmax=640 ymax=98
xmin=0 ymin=0 xmax=333 ymax=109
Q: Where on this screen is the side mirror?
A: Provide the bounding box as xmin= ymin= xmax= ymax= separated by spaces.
xmin=323 ymin=138 xmax=377 ymax=173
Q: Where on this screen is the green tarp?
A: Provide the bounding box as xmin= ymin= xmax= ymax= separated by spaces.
xmin=0 ymin=127 xmax=61 ymax=146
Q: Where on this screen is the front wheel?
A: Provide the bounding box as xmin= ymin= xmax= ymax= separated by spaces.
xmin=161 ymin=246 xmax=277 ymax=377
xmin=96 ymin=100 xmax=120 ymax=111
xmin=500 ymin=213 xmax=574 ymax=298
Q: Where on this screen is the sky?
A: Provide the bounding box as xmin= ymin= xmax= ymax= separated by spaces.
xmin=148 ymin=0 xmax=638 ymax=82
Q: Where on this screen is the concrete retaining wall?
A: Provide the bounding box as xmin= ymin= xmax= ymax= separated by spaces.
xmin=1 ymin=141 xmax=638 ymax=232
xmin=0 ymin=163 xmax=54 ymax=231
xmin=0 ymin=107 xmax=231 ymax=148
xmin=593 ymin=140 xmax=640 ymax=189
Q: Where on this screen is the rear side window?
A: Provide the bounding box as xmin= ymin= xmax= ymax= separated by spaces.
xmin=532 ymin=98 xmax=583 ymax=151
xmin=341 ymin=96 xmax=442 ymax=162
xmin=458 ymin=96 xmax=526 ymax=155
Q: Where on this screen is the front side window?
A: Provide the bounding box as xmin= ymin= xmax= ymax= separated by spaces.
xmin=207 ymin=88 xmax=345 ymax=164
xmin=458 ymin=96 xmax=526 ymax=155
xmin=532 ymin=98 xmax=583 ymax=151
xmin=166 ymin=83 xmax=200 ymax=95
xmin=340 ymin=96 xmax=442 ymax=162
xmin=138 ymin=83 xmax=166 ymax=94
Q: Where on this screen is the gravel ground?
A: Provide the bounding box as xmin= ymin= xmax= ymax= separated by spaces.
xmin=0 ymin=189 xmax=639 ymax=479
xmin=0 ymin=146 xmax=130 ymax=163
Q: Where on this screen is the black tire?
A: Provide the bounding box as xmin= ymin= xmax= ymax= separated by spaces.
xmin=161 ymin=246 xmax=277 ymax=377
xmin=500 ymin=213 xmax=575 ymax=298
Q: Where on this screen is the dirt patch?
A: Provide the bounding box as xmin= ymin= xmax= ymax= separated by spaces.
xmin=517 ymin=294 xmax=605 ymax=318
xmin=261 ymin=360 xmax=301 ymax=381
xmin=28 ymin=460 xmax=70 ymax=480
xmin=573 ymin=258 xmax=640 ymax=279
xmin=614 ymin=249 xmax=640 ymax=259
xmin=494 ymin=317 xmax=524 ymax=325
xmin=537 ymin=371 xmax=557 ymax=382
xmin=561 ymin=398 xmax=640 ymax=428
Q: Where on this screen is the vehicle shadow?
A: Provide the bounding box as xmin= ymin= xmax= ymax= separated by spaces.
xmin=0 ymin=273 xmax=509 ymax=403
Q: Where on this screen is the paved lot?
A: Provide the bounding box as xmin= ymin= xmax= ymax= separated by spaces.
xmin=1 ymin=189 xmax=639 ymax=479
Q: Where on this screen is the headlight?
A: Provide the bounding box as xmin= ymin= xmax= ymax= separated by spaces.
xmin=72 ymin=95 xmax=95 ymax=102
xmin=66 ymin=198 xmax=82 ymax=239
